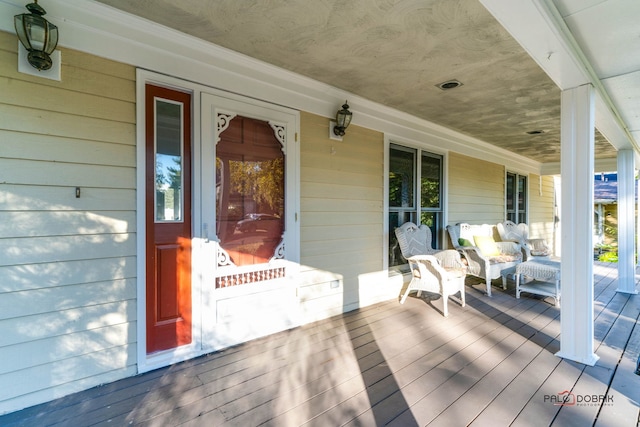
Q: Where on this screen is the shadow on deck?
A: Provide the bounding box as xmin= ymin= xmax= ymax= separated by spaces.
xmin=1 ymin=262 xmax=639 ymax=426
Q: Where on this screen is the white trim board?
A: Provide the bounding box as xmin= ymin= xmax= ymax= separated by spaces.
xmin=0 ymin=0 xmax=541 ymax=175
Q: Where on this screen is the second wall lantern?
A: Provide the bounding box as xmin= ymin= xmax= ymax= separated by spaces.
xmin=333 ymin=101 xmax=353 ymax=137
xmin=14 ymin=0 xmax=59 ymax=71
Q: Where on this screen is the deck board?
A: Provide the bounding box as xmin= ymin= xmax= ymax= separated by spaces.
xmin=1 ymin=262 xmax=639 ymax=427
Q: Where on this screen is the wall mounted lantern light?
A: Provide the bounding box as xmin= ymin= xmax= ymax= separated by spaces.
xmin=333 ymin=101 xmax=352 ymax=137
xmin=14 ymin=0 xmax=59 ymax=71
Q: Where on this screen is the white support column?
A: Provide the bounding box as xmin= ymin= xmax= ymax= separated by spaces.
xmin=557 ymin=85 xmax=599 ymax=366
xmin=617 ymin=150 xmax=638 ymax=294
xmin=633 ymin=175 xmax=640 ymax=267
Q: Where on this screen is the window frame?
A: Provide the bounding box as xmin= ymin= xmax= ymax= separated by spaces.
xmin=506 ymin=171 xmax=528 ymax=224
xmin=387 ymin=142 xmax=445 ymax=271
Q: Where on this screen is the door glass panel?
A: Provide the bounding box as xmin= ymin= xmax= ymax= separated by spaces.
xmin=155 ymin=100 xmax=183 ymax=222
xmin=216 ymin=116 xmax=285 ymax=266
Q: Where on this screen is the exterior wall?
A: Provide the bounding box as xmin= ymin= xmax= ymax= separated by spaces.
xmin=0 ymin=31 xmax=137 ymax=413
xmin=298 ymin=112 xmax=388 ymax=322
xmin=528 ymin=174 xmax=556 ymax=249
xmin=447 ymin=156 xmax=556 ymax=251
xmin=448 ymin=152 xmax=506 ymax=227
xmin=0 ymin=13 xmax=559 ymax=414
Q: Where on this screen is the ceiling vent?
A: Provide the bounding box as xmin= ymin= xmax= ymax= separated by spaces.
xmin=526 ymin=130 xmax=545 ymax=135
xmin=436 ymin=79 xmax=463 ymax=90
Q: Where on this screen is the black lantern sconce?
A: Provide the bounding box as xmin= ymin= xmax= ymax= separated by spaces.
xmin=333 ymin=101 xmax=352 ymax=137
xmin=14 ymin=0 xmax=59 ymax=71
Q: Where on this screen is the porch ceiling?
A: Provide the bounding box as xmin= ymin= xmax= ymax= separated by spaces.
xmin=95 ymin=0 xmax=638 ymax=165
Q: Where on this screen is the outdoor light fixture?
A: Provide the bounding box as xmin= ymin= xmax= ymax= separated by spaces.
xmin=14 ymin=0 xmax=59 ymax=71
xmin=333 ymin=101 xmax=353 ymax=136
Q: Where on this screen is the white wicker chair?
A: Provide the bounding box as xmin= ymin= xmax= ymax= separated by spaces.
xmin=394 ymin=222 xmax=466 ymax=317
xmin=447 ymin=223 xmax=522 ymax=296
xmin=497 ymin=220 xmax=552 ymax=260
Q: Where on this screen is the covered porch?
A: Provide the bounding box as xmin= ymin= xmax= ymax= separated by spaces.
xmin=2 ymin=262 xmax=638 ymax=426
xmin=2 ymin=0 xmax=640 ymax=417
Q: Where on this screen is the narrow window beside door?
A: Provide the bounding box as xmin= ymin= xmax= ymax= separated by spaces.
xmin=145 ymin=84 xmax=192 ymax=354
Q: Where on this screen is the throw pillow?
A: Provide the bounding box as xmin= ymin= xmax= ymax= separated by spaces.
xmin=473 ymin=235 xmax=501 ymax=257
xmin=458 ymin=238 xmax=474 ymax=247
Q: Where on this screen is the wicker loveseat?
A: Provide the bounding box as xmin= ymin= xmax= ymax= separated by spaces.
xmin=447 ymin=223 xmax=523 ymax=296
xmin=497 ymin=220 xmax=552 ymax=260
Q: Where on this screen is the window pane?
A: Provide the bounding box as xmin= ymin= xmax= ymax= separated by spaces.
xmin=155 ymin=100 xmax=183 ymax=222
xmin=216 ymin=116 xmax=285 ymax=266
xmin=518 ymin=175 xmax=527 ymax=212
xmin=518 ymin=212 xmax=527 ymax=224
xmin=389 ymin=211 xmax=415 ymax=269
xmin=420 ymin=211 xmax=440 ymax=248
xmin=421 ymin=154 xmax=441 ymax=209
xmin=506 ymin=173 xmax=515 ymax=213
xmin=389 ymin=147 xmax=415 ymax=208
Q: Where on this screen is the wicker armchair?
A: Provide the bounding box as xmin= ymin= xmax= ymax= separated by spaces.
xmin=497 ymin=220 xmax=552 ymax=260
xmin=394 ymin=222 xmax=466 ymax=317
xmin=447 ymin=223 xmax=522 ymax=296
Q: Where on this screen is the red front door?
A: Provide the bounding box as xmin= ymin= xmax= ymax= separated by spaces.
xmin=145 ymin=84 xmax=192 ymax=354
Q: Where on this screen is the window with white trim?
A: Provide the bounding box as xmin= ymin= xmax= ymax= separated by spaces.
xmin=388 ymin=144 xmax=443 ymax=269
xmin=506 ymin=172 xmax=527 ymax=223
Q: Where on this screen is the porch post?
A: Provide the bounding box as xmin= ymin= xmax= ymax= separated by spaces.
xmin=638 ymin=178 xmax=640 ymax=269
xmin=557 ymin=84 xmax=599 ymax=366
xmin=617 ymin=150 xmax=638 ymax=294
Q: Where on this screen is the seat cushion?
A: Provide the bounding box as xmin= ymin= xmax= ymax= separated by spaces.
xmin=488 ymin=254 xmax=522 ymax=264
xmin=444 ymin=267 xmax=467 ymax=278
xmin=473 ymin=235 xmax=500 ymax=257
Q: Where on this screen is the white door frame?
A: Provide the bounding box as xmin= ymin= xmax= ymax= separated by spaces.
xmin=136 ymin=70 xmax=300 ymax=372
xmin=200 ymin=91 xmax=300 ymax=352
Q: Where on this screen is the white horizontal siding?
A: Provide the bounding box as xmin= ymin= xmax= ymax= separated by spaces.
xmin=0 ymin=346 xmax=137 ymax=404
xmin=0 ymin=211 xmax=135 ymax=238
xmin=1 ymin=278 xmax=137 ymax=320
xmin=0 ymin=130 xmax=136 ymax=167
xmin=0 ymin=30 xmax=137 ymax=414
xmin=0 ymin=322 xmax=136 ymax=375
xmin=299 ymin=111 xmax=384 ymax=319
xmin=448 ymin=152 xmax=506 ymax=227
xmin=0 ymin=184 xmax=135 ymax=211
xmin=0 ymin=300 xmax=136 ymax=347
xmin=0 ymin=159 xmax=135 ymax=188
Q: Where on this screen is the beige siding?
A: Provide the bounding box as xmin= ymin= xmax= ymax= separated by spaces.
xmin=448 ymin=152 xmax=506 ymax=226
xmin=0 ymin=31 xmax=137 ymax=413
xmin=529 ymin=174 xmax=556 ymax=249
xmin=448 ymin=152 xmax=556 ymax=250
xmin=299 ymin=112 xmax=384 ymax=320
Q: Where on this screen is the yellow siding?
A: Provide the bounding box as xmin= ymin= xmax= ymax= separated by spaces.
xmin=0 ymin=30 xmax=137 ymax=412
xmin=299 ymin=112 xmax=384 ymax=317
xmin=0 ymin=24 xmax=563 ymax=413
xmin=448 ymin=152 xmax=505 ymax=225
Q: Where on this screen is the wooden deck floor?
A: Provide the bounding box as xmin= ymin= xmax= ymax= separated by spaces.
xmin=2 ymin=262 xmax=639 ymax=427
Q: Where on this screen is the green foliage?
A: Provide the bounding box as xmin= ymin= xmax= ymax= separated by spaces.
xmin=228 ymin=158 xmax=284 ymax=213
xmin=598 ymin=251 xmax=618 ymax=263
